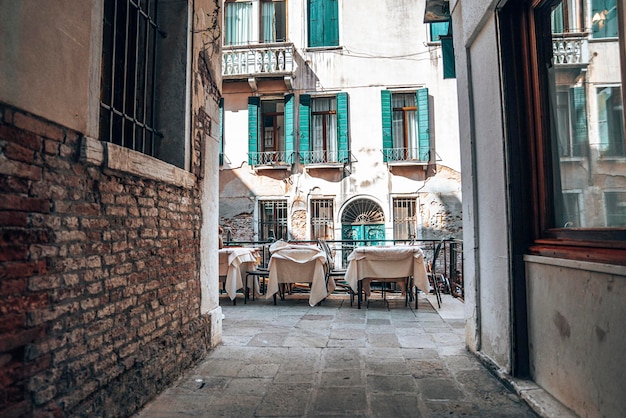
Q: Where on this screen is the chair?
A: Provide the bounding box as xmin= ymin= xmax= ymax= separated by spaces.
xmin=416 ymin=239 xmax=446 ymax=309
xmin=317 ymin=239 xmax=353 ymax=305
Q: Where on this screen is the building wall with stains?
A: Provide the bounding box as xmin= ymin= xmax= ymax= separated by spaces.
xmin=219 ymin=0 xmax=462 ymax=247
xmin=0 ymin=0 xmax=222 ymax=416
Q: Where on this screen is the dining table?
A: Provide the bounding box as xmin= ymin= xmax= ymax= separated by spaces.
xmin=219 ymin=247 xmax=261 ymax=303
xmin=344 ymin=245 xmax=428 ymax=308
xmin=266 ymin=240 xmax=335 ymax=306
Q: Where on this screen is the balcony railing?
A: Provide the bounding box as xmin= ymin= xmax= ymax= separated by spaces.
xmin=248 ymin=150 xmax=293 ymax=167
xmin=222 ymin=42 xmax=294 ymax=77
xmin=383 ymin=147 xmax=429 ymax=163
xmin=299 ymin=150 xmax=350 ymax=165
xmin=552 ymin=33 xmax=589 ymax=65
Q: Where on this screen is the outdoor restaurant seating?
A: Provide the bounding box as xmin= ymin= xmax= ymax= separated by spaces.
xmin=218 ymin=247 xmax=261 ymax=304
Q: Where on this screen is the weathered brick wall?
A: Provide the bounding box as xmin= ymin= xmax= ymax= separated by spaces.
xmin=0 ymin=104 xmax=210 ymax=417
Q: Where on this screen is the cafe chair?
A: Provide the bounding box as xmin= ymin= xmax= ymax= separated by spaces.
xmin=317 ymin=239 xmax=354 ymax=305
xmin=416 ymin=239 xmax=445 ymax=309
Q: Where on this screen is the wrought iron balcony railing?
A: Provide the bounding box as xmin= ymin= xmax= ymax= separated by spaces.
xmin=222 ymin=42 xmax=294 ymax=78
xmin=382 ymin=147 xmax=429 ymax=163
xmin=299 ymin=149 xmax=351 ymax=165
xmin=552 ymin=33 xmax=589 ymax=65
xmin=248 ymin=150 xmax=293 ymax=167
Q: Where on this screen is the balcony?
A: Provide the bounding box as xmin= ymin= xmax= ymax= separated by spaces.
xmin=383 ymin=147 xmax=429 ymax=166
xmin=222 ymin=42 xmax=295 ymax=83
xmin=552 ymin=33 xmax=589 ymax=66
xmin=299 ymin=150 xmax=351 ymax=166
xmin=248 ymin=150 xmax=293 ymax=169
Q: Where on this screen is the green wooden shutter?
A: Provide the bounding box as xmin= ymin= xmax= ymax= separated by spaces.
xmin=284 ymin=94 xmax=294 ymax=163
xmin=441 ymin=36 xmax=456 ymax=79
xmin=326 ymin=0 xmax=339 ymax=46
xmin=416 ymin=88 xmax=430 ymax=161
xmin=570 ymin=86 xmax=587 ymax=157
xmin=299 ymin=94 xmax=311 ymax=163
xmin=219 ymin=98 xmax=224 ymax=165
xmin=381 ymin=90 xmax=392 ymax=162
xmin=337 ymin=92 xmax=349 ymax=162
xmin=248 ymin=96 xmax=260 ymax=165
xmin=308 ymin=0 xmax=322 ymax=47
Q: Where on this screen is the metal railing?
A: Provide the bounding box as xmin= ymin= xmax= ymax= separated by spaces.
xmin=224 ymin=238 xmax=464 ymax=299
xmin=299 ymin=149 xmax=350 ymax=164
xmin=248 ymin=150 xmax=293 ymax=166
xmin=382 ymin=147 xmax=429 ymax=163
xmin=222 ymin=42 xmax=294 ymax=77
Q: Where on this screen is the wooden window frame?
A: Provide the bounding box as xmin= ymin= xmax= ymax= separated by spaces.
xmin=514 ymin=0 xmax=626 ymax=265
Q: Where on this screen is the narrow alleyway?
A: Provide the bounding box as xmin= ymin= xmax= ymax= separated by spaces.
xmin=136 ymin=293 xmax=536 ymax=417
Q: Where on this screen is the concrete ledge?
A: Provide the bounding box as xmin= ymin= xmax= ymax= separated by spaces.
xmin=473 ymin=351 xmax=577 ymax=418
xmin=80 ymin=136 xmax=196 ymax=189
xmin=206 ymin=306 xmax=223 ymax=348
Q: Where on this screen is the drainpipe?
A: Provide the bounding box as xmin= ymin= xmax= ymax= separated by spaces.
xmin=466 ymin=47 xmax=482 ymax=352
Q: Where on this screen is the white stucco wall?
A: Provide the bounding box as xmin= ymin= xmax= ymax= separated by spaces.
xmin=525 ymin=257 xmax=626 ymax=418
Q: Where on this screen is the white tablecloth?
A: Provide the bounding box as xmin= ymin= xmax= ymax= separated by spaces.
xmin=266 ymin=241 xmax=335 ymax=306
xmin=344 ymin=246 xmax=428 ymax=295
xmin=219 ymin=248 xmax=260 ymax=300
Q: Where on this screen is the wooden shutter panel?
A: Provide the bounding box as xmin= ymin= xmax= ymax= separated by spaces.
xmin=570 ymin=86 xmax=587 ymax=157
xmin=381 ymin=90 xmax=392 ymax=162
xmin=308 ymin=0 xmax=322 ymax=47
xmin=248 ymin=96 xmax=260 ymax=165
xmin=326 ymin=0 xmax=339 ymax=46
xmin=416 ymin=88 xmax=430 ymax=161
xmin=284 ymin=94 xmax=295 ymax=163
xmin=441 ymin=36 xmax=456 ymax=79
xmin=219 ymin=98 xmax=224 ymax=166
xmin=337 ymin=92 xmax=349 ymax=162
xmin=299 ymin=94 xmax=311 ymax=163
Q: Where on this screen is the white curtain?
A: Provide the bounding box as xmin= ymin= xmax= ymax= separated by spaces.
xmin=262 ymin=2 xmax=276 ymax=43
xmin=392 ymin=94 xmax=417 ymax=158
xmin=225 ymin=2 xmax=252 ymax=46
xmin=312 ymin=98 xmax=337 ymax=162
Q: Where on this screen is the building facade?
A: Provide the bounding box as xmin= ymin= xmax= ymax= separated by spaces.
xmin=0 ymin=1 xmax=223 ymax=416
xmin=219 ymin=0 xmax=462 ymax=257
xmin=450 ymin=0 xmax=626 ymax=416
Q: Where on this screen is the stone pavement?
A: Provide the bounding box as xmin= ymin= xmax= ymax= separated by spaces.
xmin=135 ymin=292 xmax=537 ymax=417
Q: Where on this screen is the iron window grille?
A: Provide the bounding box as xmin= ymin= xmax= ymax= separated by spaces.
xmin=100 ymin=0 xmax=164 ymax=156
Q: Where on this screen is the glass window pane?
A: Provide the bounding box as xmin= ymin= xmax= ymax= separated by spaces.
xmin=547 ymin=0 xmax=626 ymax=229
xmin=592 ymin=0 xmax=618 ymax=38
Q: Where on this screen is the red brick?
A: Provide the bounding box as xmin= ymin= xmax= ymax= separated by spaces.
xmin=0 ymin=327 xmax=46 ymax=352
xmin=0 ymin=156 xmax=43 ymax=181
xmin=0 ymin=313 xmax=26 ymax=333
xmin=13 ymin=112 xmax=64 ymax=142
xmin=2 ymin=263 xmax=46 ymax=284
xmin=1 ymin=228 xmax=50 ymax=246
xmin=0 ymin=212 xmax=28 ymax=227
xmin=0 ymin=124 xmax=42 ymax=151
xmin=0 ymin=196 xmax=50 ymax=213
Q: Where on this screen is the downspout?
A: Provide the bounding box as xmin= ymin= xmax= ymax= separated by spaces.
xmin=466 ymin=47 xmax=482 ymax=352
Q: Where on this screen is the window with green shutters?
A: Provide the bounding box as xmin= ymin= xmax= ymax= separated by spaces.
xmin=299 ymin=92 xmax=349 ymax=164
xmin=308 ymin=0 xmax=339 ymax=47
xmin=381 ymin=88 xmax=431 ymax=163
xmin=248 ymin=95 xmax=295 ymax=166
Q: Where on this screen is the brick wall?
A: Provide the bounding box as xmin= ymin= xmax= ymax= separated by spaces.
xmin=0 ymin=104 xmax=211 ymax=417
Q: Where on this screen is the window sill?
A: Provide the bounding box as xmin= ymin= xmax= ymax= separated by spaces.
xmin=304 ymin=46 xmax=343 ymax=52
xmin=524 ymin=254 xmax=626 ymax=276
xmin=528 ymin=241 xmax=626 ymax=266
xmin=80 ymin=137 xmax=196 ymax=189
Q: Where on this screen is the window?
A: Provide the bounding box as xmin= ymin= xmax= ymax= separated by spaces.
xmin=225 ymin=0 xmax=287 ymax=46
xmin=311 ymin=199 xmax=334 ymax=240
xmin=556 ymin=87 xmax=587 ymax=157
xmin=429 ymin=21 xmax=449 ymax=42
xmin=592 ymin=0 xmax=618 ymax=38
xmin=99 ymin=0 xmax=189 ymax=167
xmin=225 ymin=1 xmax=253 ymax=46
xmin=597 ymin=86 xmax=625 ymax=157
xmin=262 ymin=0 xmax=286 ymax=43
xmin=381 ymin=88 xmax=431 ymax=162
xmin=308 ymin=0 xmax=339 ymax=47
xmin=393 ymin=198 xmax=417 ymax=240
xmin=259 ymin=200 xmax=288 ymax=240
xmin=299 ymin=93 xmax=349 ymax=163
xmin=551 ymin=0 xmax=584 ymax=33
xmin=511 ymin=0 xmax=626 ymax=262
xmin=605 ymin=192 xmax=626 ymax=226
xmin=248 ymin=95 xmax=294 ymax=165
